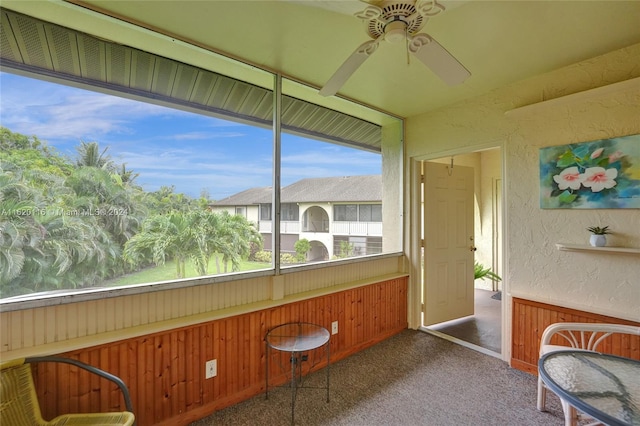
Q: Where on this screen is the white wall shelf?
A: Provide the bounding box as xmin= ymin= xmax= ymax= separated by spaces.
xmin=556 ymin=243 xmax=640 ymax=255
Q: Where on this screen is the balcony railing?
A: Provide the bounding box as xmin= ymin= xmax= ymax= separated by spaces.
xmin=258 ymin=221 xmax=300 ymax=234
xmin=331 ymin=222 xmax=382 ymax=236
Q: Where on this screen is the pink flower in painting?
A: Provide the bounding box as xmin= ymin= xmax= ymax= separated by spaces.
xmin=581 ymin=167 xmax=618 ymax=192
xmin=590 ymin=147 xmax=604 ymax=159
xmin=608 ymin=150 xmax=624 ymax=162
xmin=553 ymin=166 xmax=583 ymax=190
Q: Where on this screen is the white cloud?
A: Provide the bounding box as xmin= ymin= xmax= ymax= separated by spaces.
xmin=0 ymin=72 xmax=243 ymax=142
xmin=2 ymin=72 xmax=381 ymax=198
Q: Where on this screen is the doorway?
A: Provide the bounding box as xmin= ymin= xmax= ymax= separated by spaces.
xmin=420 ymin=148 xmax=503 ymax=356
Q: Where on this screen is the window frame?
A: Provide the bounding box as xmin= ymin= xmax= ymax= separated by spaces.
xmin=0 ymin=5 xmax=404 ymax=312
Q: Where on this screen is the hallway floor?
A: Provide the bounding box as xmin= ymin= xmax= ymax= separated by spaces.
xmin=427 ymin=288 xmax=502 ymax=353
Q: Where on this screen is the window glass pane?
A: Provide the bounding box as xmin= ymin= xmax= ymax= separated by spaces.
xmin=281 ymin=203 xmax=298 ymax=221
xmin=273 ymin=78 xmax=402 ymax=266
xmin=345 ymin=205 xmax=358 ymax=221
xmin=260 ymin=204 xmax=272 ymax=220
xmin=280 ymin=127 xmax=382 ymax=263
xmin=359 ymin=204 xmax=382 ymax=222
xmin=0 ymin=68 xmax=403 ymax=301
xmin=334 ymin=205 xmax=358 ymax=222
xmin=0 ymin=71 xmax=273 ymax=300
xmin=371 ymin=204 xmax=382 ymax=222
xmin=359 ymin=205 xmax=372 ymax=221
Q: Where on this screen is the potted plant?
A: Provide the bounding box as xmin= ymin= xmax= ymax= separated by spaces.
xmin=587 ymin=226 xmax=610 ymax=247
xmin=474 ymin=262 xmax=502 ymax=282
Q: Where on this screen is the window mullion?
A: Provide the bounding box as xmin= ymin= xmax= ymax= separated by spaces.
xmin=272 ymin=74 xmax=282 ymax=274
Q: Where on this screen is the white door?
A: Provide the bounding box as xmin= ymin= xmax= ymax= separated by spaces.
xmin=423 ymin=161 xmax=475 ymax=326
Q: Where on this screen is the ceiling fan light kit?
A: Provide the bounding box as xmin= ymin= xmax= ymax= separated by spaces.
xmin=384 ymin=20 xmax=408 ymax=43
xmin=320 ymin=0 xmax=470 ymax=97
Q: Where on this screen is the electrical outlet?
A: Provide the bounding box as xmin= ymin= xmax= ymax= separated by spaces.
xmin=205 ymin=359 xmax=217 ymax=379
xmin=331 ymin=321 xmax=338 ymax=335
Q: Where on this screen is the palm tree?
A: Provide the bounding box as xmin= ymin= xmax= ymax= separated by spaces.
xmin=215 ymin=211 xmax=262 ymax=273
xmin=123 ymin=211 xmax=199 ymax=278
xmin=117 ymin=163 xmax=139 ymax=185
xmin=124 ymin=210 xmax=262 ymax=278
xmin=75 ymin=141 xmax=113 ymax=170
xmin=67 ymin=166 xmax=144 ymax=246
xmin=36 ymin=212 xmax=119 ymax=290
xmin=0 ymin=164 xmax=47 ymax=296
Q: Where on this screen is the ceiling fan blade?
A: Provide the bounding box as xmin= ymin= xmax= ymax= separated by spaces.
xmin=408 ymin=33 xmax=470 ymax=86
xmin=354 ymin=5 xmax=383 ymax=22
xmin=319 ymin=37 xmax=382 ymax=97
xmin=405 ymin=0 xmax=445 ymax=24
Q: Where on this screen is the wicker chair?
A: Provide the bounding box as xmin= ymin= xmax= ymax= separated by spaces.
xmin=0 ymin=356 xmax=135 ymax=426
xmin=536 ymin=322 xmax=640 ymax=426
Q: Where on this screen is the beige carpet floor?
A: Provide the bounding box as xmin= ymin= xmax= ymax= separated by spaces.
xmin=190 ymin=330 xmax=566 ymax=426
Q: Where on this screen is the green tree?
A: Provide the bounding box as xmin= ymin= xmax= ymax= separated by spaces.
xmin=66 ymin=166 xmax=144 ymax=246
xmin=123 ymin=211 xmax=200 ymax=278
xmin=117 ymin=163 xmax=139 ymax=185
xmin=123 ymin=210 xmax=262 ymax=278
xmin=0 ymin=165 xmax=45 ymax=292
xmin=1 ymin=127 xmax=44 ymax=151
xmin=75 ymin=141 xmax=113 ymax=170
xmin=294 ymin=238 xmax=310 ymax=262
xmin=214 ymin=211 xmax=262 ymax=273
xmin=0 ymin=160 xmax=121 ymax=296
xmin=145 ymin=185 xmax=196 ymax=214
xmin=336 ymin=240 xmax=354 ymax=258
xmin=0 ymin=127 xmax=72 ymax=178
xmin=0 ymin=130 xmax=137 ymax=297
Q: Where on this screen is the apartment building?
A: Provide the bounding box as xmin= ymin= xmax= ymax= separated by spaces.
xmin=210 ymin=175 xmax=383 ymax=260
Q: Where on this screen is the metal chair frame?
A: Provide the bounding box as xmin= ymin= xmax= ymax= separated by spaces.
xmin=1 ymin=356 xmax=135 ymax=425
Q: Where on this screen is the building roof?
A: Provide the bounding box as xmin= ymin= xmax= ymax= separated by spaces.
xmin=281 ymin=175 xmax=381 ymax=203
xmin=212 ymin=186 xmax=272 ymax=206
xmin=210 ymin=175 xmax=381 ymax=206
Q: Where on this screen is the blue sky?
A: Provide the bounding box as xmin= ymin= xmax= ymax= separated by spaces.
xmin=0 ymin=72 xmax=381 ymax=200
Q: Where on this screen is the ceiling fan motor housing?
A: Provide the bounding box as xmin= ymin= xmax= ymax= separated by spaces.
xmin=367 ymin=2 xmax=425 ymax=39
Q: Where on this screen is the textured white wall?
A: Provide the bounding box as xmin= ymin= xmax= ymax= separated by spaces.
xmin=406 ymin=43 xmax=640 ymax=322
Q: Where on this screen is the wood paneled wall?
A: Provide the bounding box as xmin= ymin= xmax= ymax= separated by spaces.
xmin=511 ymin=297 xmax=640 ymax=374
xmin=31 ymin=277 xmax=408 ymax=426
xmin=1 ymin=256 xmax=402 ymax=356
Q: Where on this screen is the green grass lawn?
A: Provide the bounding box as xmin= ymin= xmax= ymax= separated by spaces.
xmin=106 ymin=257 xmax=271 ymax=286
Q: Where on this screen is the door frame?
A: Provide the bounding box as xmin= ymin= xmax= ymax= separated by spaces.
xmin=407 ymin=142 xmax=509 ymax=361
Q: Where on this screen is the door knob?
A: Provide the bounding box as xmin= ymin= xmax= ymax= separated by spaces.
xmin=470 ymin=245 xmax=477 ymax=251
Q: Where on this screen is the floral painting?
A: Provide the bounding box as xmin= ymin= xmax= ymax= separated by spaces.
xmin=540 ymin=134 xmax=640 ymax=209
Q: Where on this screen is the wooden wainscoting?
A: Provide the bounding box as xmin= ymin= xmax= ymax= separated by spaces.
xmin=31 ymin=277 xmax=408 ymax=426
xmin=511 ymin=297 xmax=640 ymax=374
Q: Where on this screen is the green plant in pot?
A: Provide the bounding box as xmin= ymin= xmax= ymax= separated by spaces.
xmin=474 ymin=262 xmax=502 ymax=282
xmin=587 ymin=225 xmax=610 ymax=247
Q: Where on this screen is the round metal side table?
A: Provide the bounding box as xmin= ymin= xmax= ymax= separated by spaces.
xmin=265 ymin=322 xmax=330 ymax=424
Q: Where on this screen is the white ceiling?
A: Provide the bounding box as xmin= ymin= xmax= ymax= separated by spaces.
xmin=42 ymin=1 xmax=640 ymax=117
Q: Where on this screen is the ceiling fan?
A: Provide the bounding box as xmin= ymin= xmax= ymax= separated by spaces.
xmin=319 ymin=0 xmax=470 ymax=97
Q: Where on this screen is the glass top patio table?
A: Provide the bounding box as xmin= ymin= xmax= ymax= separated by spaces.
xmin=266 ymin=322 xmax=330 ymax=352
xmin=539 ymin=351 xmax=640 ymax=426
xmin=265 ymin=322 xmax=330 ymax=425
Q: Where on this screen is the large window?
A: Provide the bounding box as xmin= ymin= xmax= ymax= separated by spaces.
xmin=0 ymin=8 xmax=403 ymax=304
xmin=334 ymin=204 xmax=382 ymax=222
xmin=359 ymin=204 xmax=382 ymax=222
xmin=281 ymin=204 xmax=299 ymax=221
xmin=334 ymin=205 xmax=358 ymax=222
